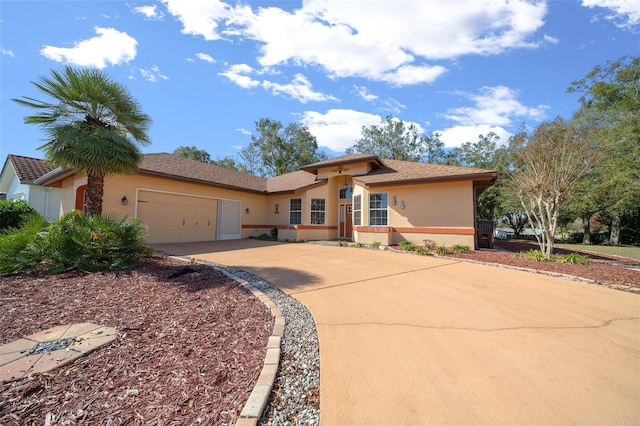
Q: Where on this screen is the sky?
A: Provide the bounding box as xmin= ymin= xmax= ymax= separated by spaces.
xmin=1 ymin=0 xmax=639 ymax=164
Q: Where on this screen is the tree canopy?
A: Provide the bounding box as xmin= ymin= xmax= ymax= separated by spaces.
xmin=346 ymin=115 xmax=445 ymax=162
xmin=173 ymin=146 xmax=212 ymax=163
xmin=13 ymin=66 xmax=151 ymax=216
xmin=242 ymin=118 xmax=327 ymax=177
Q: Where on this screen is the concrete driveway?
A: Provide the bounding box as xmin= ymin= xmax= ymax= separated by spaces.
xmin=154 ymin=240 xmax=640 ymax=425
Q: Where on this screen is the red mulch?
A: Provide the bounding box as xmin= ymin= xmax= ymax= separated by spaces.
xmin=0 ymin=256 xmax=274 ymax=425
xmin=445 ymin=240 xmax=640 ymax=291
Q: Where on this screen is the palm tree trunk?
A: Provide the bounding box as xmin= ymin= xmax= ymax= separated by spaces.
xmin=86 ymin=174 xmax=105 ymax=216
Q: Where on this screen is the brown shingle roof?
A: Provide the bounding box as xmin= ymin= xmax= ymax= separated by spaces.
xmin=266 ymin=170 xmax=324 ymax=193
xmin=300 ymin=154 xmax=383 ymax=174
xmin=354 ymin=159 xmax=497 ymax=186
xmin=138 ymin=153 xmax=268 ymax=193
xmin=5 ymin=155 xmax=57 ymax=183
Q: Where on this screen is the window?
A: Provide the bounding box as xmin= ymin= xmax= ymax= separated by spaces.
xmin=353 ymin=195 xmax=362 ymax=226
xmin=339 ymin=186 xmax=352 ymax=199
xmin=369 ymin=193 xmax=388 ymax=226
xmin=289 ymin=198 xmax=302 ymax=225
xmin=310 ymin=198 xmax=326 ymax=225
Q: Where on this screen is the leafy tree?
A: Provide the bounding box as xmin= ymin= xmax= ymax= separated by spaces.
xmin=174 ymin=146 xmax=211 ymax=163
xmin=346 ymin=115 xmax=445 ymax=162
xmin=243 ymin=118 xmax=327 ymax=177
xmin=0 ymin=199 xmax=37 ymax=231
xmin=507 ymin=119 xmax=599 ymax=259
xmin=13 ymin=66 xmax=151 ymax=216
xmin=446 ymin=132 xmax=500 ymax=169
xmin=568 ymin=55 xmax=640 ymax=244
xmin=211 ymin=156 xmax=242 ymax=171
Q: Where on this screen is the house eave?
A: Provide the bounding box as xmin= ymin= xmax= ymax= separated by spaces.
xmin=354 ymin=172 xmax=498 ymax=188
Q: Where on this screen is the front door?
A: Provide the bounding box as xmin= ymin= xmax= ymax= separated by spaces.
xmin=339 ymin=203 xmax=353 ymax=240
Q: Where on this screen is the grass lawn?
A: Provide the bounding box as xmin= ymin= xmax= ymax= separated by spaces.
xmin=555 ymin=243 xmax=640 ymax=261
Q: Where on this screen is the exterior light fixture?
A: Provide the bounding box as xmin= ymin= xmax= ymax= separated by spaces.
xmin=392 ymin=196 xmax=397 ymax=206
xmin=274 ymin=203 xmax=280 ymax=214
xmin=400 ymin=200 xmax=405 ymax=210
xmin=245 ymin=207 xmax=250 ymax=214
xmin=121 ymin=195 xmax=128 ymax=206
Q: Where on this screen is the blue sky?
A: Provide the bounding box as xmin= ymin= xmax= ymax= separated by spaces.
xmin=1 ymin=0 xmax=639 ymax=163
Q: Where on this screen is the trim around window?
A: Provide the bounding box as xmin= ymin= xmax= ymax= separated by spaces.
xmin=369 ymin=193 xmax=388 ymax=226
xmin=289 ymin=198 xmax=302 ymax=225
xmin=353 ymin=194 xmax=362 ymax=226
xmin=310 ymin=198 xmax=326 ymax=225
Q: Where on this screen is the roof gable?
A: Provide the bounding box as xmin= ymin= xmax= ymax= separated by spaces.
xmin=3 ymin=155 xmax=57 ymax=183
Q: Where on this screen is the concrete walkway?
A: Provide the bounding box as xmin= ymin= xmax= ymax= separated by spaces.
xmin=154 ymin=240 xmax=640 ymax=425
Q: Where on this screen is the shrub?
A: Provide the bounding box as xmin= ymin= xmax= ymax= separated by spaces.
xmin=355 ymin=242 xmax=365 ymax=248
xmin=423 ymin=239 xmax=437 ymax=250
xmin=435 ymin=246 xmax=449 ymax=255
xmin=414 ymin=247 xmax=429 ymax=256
xmin=372 ymin=241 xmax=382 ymax=249
xmin=0 ymin=214 xmax=49 ymax=274
xmin=0 ymin=211 xmax=151 ymax=274
xmin=336 ymin=240 xmax=349 ymax=247
xmin=0 ymin=199 xmax=37 ymax=231
xmin=555 ymin=252 xmax=591 ymax=265
xmin=399 ymin=240 xmax=415 ymax=251
xmin=516 ymin=249 xmax=547 ymax=261
xmin=452 ymin=244 xmax=470 ymax=253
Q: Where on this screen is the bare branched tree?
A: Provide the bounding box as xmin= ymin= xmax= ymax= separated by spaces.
xmin=507 ymin=119 xmax=598 ymax=258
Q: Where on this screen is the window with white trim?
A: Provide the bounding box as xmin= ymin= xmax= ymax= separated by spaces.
xmin=369 ymin=193 xmax=388 ymax=226
xmin=289 ymin=198 xmax=302 ymax=225
xmin=353 ymin=194 xmax=362 ymax=226
xmin=310 ymin=198 xmax=326 ymax=225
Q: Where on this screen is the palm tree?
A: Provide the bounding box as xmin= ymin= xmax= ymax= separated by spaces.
xmin=13 ymin=66 xmax=151 ymax=216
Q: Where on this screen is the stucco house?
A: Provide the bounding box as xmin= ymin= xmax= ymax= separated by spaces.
xmin=0 ymin=154 xmax=61 ymax=221
xmin=35 ymin=152 xmax=497 ymax=248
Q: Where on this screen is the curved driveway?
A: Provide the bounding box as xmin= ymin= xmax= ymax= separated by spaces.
xmin=154 ymin=240 xmax=640 ymax=425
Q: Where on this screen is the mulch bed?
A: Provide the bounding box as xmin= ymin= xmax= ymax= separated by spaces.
xmin=0 ymin=256 xmax=274 ymax=425
xmin=445 ymin=240 xmax=640 ymax=290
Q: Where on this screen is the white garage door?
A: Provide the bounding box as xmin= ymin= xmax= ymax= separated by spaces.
xmin=217 ymin=199 xmax=242 ymax=240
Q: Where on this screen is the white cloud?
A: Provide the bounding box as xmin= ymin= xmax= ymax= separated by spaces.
xmin=582 ymin=0 xmax=640 ymax=31
xmin=353 ymin=85 xmax=378 ymax=102
xmin=437 ymin=86 xmax=548 ymax=147
xmin=138 ymin=65 xmax=169 ymax=82
xmin=438 ymin=125 xmax=512 ymax=149
xmin=40 ymin=27 xmax=137 ymax=68
xmin=162 ymin=0 xmax=549 ymax=85
xmin=1 ymin=47 xmax=14 ymax=57
xmin=262 ymin=74 xmax=338 ymax=103
xmin=161 ymin=0 xmax=232 ymax=40
xmin=235 ymin=128 xmax=251 ymax=136
xmin=219 ymin=63 xmax=260 ymax=88
xmin=196 ymin=52 xmax=216 ymax=63
xmin=298 ymin=109 xmax=383 ymax=152
xmin=134 ymin=5 xmax=164 ymax=20
xmin=543 ymin=34 xmax=560 ymax=44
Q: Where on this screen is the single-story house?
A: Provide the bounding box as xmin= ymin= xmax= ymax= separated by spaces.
xmin=0 ymin=154 xmax=61 ymax=222
xmin=35 ymin=152 xmax=497 ymax=248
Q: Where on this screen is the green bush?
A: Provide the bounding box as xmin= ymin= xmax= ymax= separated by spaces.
xmin=355 ymin=242 xmax=365 ymax=248
xmin=0 ymin=211 xmax=151 ymax=274
xmin=336 ymin=240 xmax=349 ymax=247
xmin=372 ymin=241 xmax=382 ymax=249
xmin=516 ymin=249 xmax=547 ymax=261
xmin=555 ymin=252 xmax=591 ymax=265
xmin=414 ymin=247 xmax=429 ymax=256
xmin=452 ymin=244 xmax=470 ymax=253
xmin=0 ymin=199 xmax=37 ymax=231
xmin=435 ymin=246 xmax=449 ymax=255
xmin=0 ymin=214 xmax=49 ymax=274
xmin=399 ymin=240 xmax=415 ymax=251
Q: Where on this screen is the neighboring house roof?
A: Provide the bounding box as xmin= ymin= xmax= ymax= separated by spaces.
xmin=1 ymin=154 xmax=57 ymax=184
xmin=33 ymin=152 xmax=496 ymax=192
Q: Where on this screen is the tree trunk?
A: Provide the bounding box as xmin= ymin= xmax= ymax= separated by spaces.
xmin=85 ymin=174 xmax=105 ymax=216
xmin=582 ymin=216 xmax=591 ymax=245
xmin=610 ymin=214 xmax=621 ymax=245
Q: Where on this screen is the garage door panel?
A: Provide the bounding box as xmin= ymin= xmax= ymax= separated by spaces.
xmin=137 ymin=191 xmax=218 ymax=244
